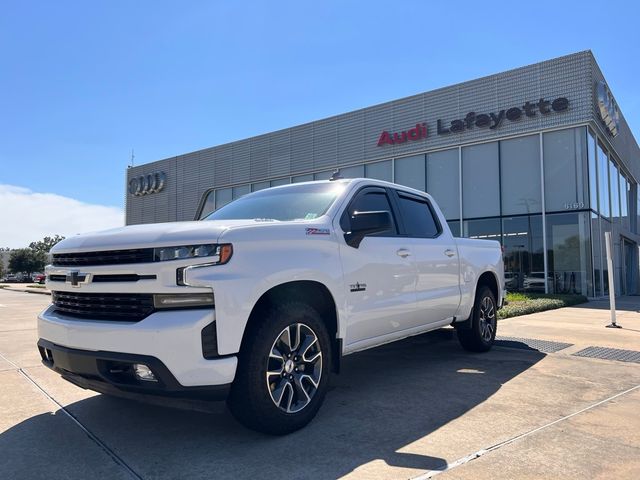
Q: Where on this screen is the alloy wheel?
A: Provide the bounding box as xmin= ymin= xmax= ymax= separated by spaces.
xmin=266 ymin=323 xmax=323 ymax=413
xmin=478 ymin=296 xmax=496 ymax=342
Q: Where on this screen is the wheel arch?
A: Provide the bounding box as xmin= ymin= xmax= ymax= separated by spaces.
xmin=477 ymin=270 xmax=500 ymax=303
xmin=242 ymin=280 xmax=342 ymax=373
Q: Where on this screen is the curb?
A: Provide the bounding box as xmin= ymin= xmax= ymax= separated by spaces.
xmin=0 ymin=287 xmax=51 ymax=296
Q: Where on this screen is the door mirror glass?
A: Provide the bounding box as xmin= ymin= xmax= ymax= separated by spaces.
xmin=345 ymin=211 xmax=392 ymax=248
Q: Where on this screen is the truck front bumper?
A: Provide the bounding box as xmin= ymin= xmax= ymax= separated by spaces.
xmin=38 ymin=339 xmax=231 ymax=400
xmin=37 ymin=304 xmax=237 ymax=393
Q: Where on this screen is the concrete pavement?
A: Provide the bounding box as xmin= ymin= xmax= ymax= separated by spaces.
xmin=1 ymin=289 xmax=639 ymax=479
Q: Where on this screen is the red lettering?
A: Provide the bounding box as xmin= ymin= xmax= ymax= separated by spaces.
xmin=377 ymin=131 xmax=394 ymax=146
xmin=393 ymin=132 xmax=408 ymax=143
xmin=377 ymin=123 xmax=428 ymax=147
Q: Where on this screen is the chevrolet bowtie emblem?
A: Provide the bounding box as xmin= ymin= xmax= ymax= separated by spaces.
xmin=65 ymin=271 xmax=89 ymax=287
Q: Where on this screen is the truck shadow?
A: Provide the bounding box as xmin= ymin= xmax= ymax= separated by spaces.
xmin=1 ymin=330 xmax=544 ymax=479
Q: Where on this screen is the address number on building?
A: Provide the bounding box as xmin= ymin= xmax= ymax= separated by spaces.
xmin=128 ymin=172 xmax=166 ymax=196
xmin=563 ymin=202 xmax=584 ymax=210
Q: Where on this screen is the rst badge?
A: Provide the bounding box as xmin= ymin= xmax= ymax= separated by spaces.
xmin=306 ymin=228 xmax=330 ymax=236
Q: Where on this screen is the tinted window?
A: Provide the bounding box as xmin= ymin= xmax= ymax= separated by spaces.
xmin=342 ymin=190 xmax=397 ymax=235
xmin=396 ymin=193 xmax=440 ymax=238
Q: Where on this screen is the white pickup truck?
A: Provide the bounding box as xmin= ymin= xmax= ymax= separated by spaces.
xmin=39 ymin=178 xmax=504 ymax=434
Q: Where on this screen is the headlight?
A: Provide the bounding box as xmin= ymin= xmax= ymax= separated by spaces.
xmin=153 ymin=243 xmax=233 ymax=264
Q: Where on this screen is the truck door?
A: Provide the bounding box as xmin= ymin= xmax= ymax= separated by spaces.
xmin=391 ymin=189 xmax=461 ymax=325
xmin=337 ymin=187 xmax=418 ymax=349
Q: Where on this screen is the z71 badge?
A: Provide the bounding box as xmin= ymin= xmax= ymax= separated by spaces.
xmin=349 ymin=282 xmax=367 ymax=292
xmin=306 ymin=227 xmax=330 ymax=235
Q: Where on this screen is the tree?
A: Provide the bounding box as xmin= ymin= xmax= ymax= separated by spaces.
xmin=9 ymin=249 xmax=46 ymax=276
xmin=29 ymin=235 xmax=65 ymax=255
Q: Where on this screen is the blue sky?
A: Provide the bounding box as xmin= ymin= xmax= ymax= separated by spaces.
xmin=1 ymin=1 xmax=639 ymax=245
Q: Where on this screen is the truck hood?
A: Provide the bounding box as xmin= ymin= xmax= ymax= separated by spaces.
xmin=51 ymin=220 xmax=262 ymax=253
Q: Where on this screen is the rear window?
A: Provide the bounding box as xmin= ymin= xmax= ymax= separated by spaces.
xmin=396 ymin=193 xmax=440 ymax=238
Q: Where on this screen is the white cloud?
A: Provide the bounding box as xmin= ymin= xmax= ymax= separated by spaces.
xmin=0 ymin=184 xmax=124 ymax=248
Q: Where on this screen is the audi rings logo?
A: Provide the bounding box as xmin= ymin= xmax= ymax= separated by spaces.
xmin=596 ymin=81 xmax=620 ymax=138
xmin=128 ymin=171 xmax=166 ymax=196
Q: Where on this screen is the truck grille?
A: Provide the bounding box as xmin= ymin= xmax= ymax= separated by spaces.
xmin=52 ymin=248 xmax=155 ymax=267
xmin=52 ymin=291 xmax=155 ymax=322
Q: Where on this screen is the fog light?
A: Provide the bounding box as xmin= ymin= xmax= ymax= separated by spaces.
xmin=133 ymin=364 xmax=157 ymax=382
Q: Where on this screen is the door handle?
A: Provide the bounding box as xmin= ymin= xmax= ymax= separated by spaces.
xmin=396 ymin=248 xmax=411 ymax=258
xmin=444 ymin=249 xmax=456 ymax=257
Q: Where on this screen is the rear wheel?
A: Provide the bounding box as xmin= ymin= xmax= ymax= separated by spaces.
xmin=227 ymin=302 xmax=331 ymax=435
xmin=457 ymin=285 xmax=497 ymax=352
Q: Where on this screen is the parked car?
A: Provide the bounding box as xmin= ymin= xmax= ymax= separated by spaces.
xmin=2 ymin=274 xmax=19 ymax=283
xmin=38 ymin=178 xmax=505 ymax=434
xmin=33 ymin=273 xmax=46 ymax=284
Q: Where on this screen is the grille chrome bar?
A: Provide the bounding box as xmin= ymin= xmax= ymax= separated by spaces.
xmin=52 ymin=248 xmax=155 ymax=267
xmin=48 ymin=274 xmax=157 ymax=283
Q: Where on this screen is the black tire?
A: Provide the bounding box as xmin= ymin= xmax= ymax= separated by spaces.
xmin=457 ymin=285 xmax=497 ymax=352
xmin=227 ymin=301 xmax=332 ymax=435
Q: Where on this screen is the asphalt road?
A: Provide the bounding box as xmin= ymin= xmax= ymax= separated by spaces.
xmin=1 ymin=288 xmax=639 ymax=479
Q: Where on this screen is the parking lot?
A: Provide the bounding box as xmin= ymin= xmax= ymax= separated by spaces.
xmin=1 ymin=288 xmax=639 ymax=479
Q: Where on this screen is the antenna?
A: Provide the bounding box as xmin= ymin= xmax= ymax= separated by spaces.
xmin=130 ymin=149 xmax=135 ymax=167
xmin=329 ymin=169 xmax=343 ymax=181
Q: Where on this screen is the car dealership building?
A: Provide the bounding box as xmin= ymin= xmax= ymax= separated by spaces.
xmin=126 ymin=51 xmax=640 ymax=298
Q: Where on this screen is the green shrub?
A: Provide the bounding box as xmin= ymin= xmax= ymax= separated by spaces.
xmin=499 ymin=293 xmax=587 ymax=319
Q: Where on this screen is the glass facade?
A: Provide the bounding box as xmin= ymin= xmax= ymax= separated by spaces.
xmin=197 ymin=126 xmax=638 ymax=298
xmin=502 ymin=215 xmax=544 ymax=292
xmin=427 ymin=149 xmax=459 ymax=220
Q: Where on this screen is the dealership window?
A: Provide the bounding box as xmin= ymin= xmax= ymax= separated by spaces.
xmin=427 ymin=148 xmax=459 ymax=220
xmin=394 ymin=154 xmax=425 ymax=191
xmin=620 ymin=173 xmax=630 ymax=230
xmin=215 ymin=188 xmax=233 ymax=210
xmin=462 ymin=142 xmax=500 ymax=218
xmin=601 ymin=218 xmax=611 ymax=294
xmin=199 ymin=191 xmax=216 ymax=219
xmin=609 ymin=160 xmax=620 ymax=220
xmin=447 ymin=220 xmax=460 ymax=237
xmin=501 ymin=135 xmax=541 ymax=215
xmin=313 ymin=171 xmax=332 ymax=181
xmin=365 ymin=160 xmax=392 ymax=182
xmin=637 ymin=186 xmax=640 ymax=234
xmin=591 ymin=213 xmax=602 ymax=297
xmin=546 ymin=212 xmax=592 ymax=296
xmin=270 ymin=178 xmax=290 ymax=187
xmin=502 ymin=215 xmax=544 ymax=292
xmin=341 ymin=164 xmax=364 ymax=179
xmin=587 ymin=130 xmax=598 ymax=212
xmin=292 ymin=174 xmax=313 ymax=183
xmin=232 ymin=184 xmax=251 ymax=200
xmin=462 ymin=217 xmax=501 ymax=241
xmin=252 ymin=181 xmax=270 ymax=192
xmin=543 ymin=128 xmax=588 ymax=213
xmin=597 ymin=142 xmax=610 ymax=218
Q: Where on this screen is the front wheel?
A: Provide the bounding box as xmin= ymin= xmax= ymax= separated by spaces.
xmin=457 ymin=286 xmax=497 ymax=352
xmin=227 ymin=302 xmax=332 ymax=435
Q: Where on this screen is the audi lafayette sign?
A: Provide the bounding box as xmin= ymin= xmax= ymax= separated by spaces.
xmin=129 ymin=171 xmax=166 ymax=196
xmin=376 ymin=96 xmax=569 ymax=146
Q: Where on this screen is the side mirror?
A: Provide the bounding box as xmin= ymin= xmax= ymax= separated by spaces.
xmin=344 ymin=210 xmax=392 ymax=248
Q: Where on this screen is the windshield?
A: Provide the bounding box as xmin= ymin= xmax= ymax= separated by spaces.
xmin=203 ymin=182 xmax=347 ymax=221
